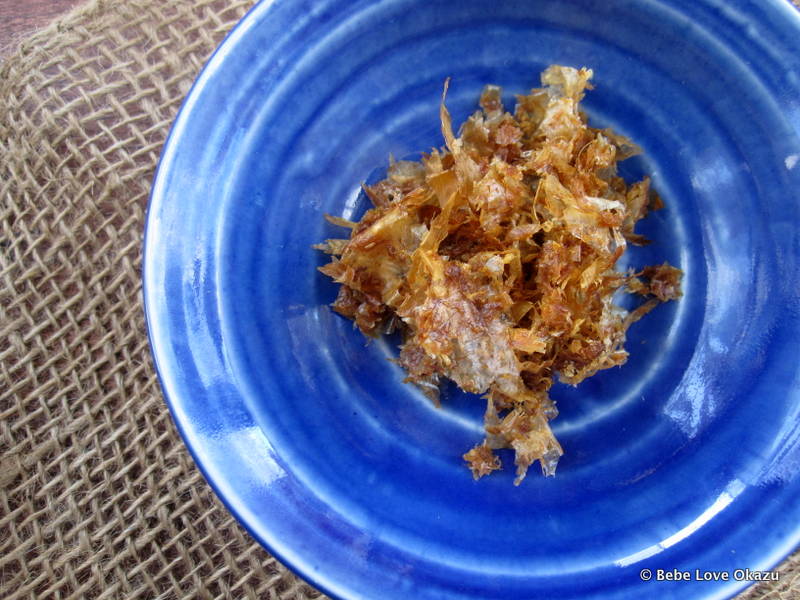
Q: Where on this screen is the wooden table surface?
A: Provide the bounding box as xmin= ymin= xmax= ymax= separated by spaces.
xmin=0 ymin=0 xmax=84 ymax=54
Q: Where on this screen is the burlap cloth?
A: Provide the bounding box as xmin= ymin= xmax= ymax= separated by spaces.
xmin=0 ymin=1 xmax=797 ymax=598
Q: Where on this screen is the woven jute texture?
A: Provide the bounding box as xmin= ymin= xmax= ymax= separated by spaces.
xmin=0 ymin=1 xmax=797 ymax=598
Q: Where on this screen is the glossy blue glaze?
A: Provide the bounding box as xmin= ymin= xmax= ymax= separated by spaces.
xmin=143 ymin=1 xmax=800 ymax=598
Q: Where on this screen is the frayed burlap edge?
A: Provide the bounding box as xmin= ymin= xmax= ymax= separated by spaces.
xmin=0 ymin=0 xmax=796 ymax=598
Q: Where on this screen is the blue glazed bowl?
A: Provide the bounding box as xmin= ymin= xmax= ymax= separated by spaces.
xmin=143 ymin=1 xmax=800 ymax=598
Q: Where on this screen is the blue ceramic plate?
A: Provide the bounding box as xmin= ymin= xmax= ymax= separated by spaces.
xmin=144 ymin=1 xmax=800 ymax=598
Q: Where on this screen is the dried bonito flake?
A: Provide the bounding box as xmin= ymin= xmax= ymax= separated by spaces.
xmin=317 ymin=66 xmax=682 ymax=484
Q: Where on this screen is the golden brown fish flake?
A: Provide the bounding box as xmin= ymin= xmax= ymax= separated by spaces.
xmin=318 ymin=66 xmax=682 ymax=484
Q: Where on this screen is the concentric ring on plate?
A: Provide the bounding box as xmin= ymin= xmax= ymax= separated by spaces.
xmin=144 ymin=1 xmax=800 ymax=598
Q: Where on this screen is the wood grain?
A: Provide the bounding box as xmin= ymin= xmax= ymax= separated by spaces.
xmin=0 ymin=0 xmax=84 ymax=54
